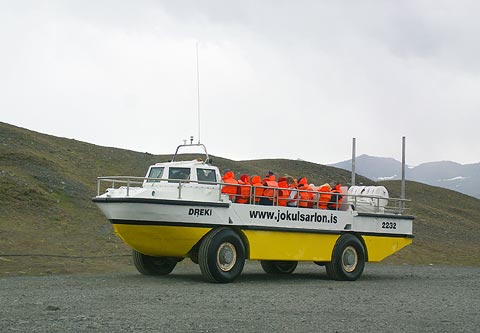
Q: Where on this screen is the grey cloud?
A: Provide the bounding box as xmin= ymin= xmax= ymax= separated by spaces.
xmin=1 ymin=1 xmax=479 ymax=165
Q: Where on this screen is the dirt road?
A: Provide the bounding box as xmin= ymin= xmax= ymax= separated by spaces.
xmin=1 ymin=262 xmax=478 ymax=332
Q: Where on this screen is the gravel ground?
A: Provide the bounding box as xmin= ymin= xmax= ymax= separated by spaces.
xmin=0 ymin=262 xmax=478 ymax=332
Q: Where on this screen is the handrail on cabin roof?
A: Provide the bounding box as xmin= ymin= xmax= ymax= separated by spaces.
xmin=172 ymin=143 xmax=209 ymax=164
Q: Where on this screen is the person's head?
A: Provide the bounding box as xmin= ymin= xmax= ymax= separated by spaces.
xmin=251 ymin=175 xmax=261 ymax=184
xmin=265 ymin=171 xmax=275 ymax=181
xmin=298 ymin=177 xmax=307 ymax=185
xmin=240 ymin=174 xmax=249 ymax=182
xmin=223 ymin=170 xmax=234 ymax=179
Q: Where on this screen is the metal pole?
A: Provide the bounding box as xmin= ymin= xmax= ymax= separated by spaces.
xmin=196 ymin=42 xmax=201 ymax=144
xmin=401 ymin=136 xmax=406 ymax=208
xmin=351 ymin=138 xmax=356 ymax=186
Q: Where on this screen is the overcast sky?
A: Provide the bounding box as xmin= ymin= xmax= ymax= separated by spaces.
xmin=1 ymin=1 xmax=479 ymax=166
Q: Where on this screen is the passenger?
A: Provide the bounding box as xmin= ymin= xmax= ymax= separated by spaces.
xmin=318 ymin=183 xmax=332 ymax=209
xmin=327 ymin=183 xmax=344 ymax=210
xmin=286 ymin=176 xmax=298 ymax=207
xmin=277 ymin=177 xmax=290 ymax=206
xmin=221 ymin=171 xmax=238 ymax=202
xmin=297 ymin=177 xmax=314 ymax=208
xmin=261 ymin=170 xmax=274 ymax=183
xmin=286 ymin=176 xmax=296 ymax=187
xmin=260 ymin=171 xmax=279 ymax=206
xmin=236 ymin=174 xmax=251 ymax=204
xmin=250 ymin=175 xmax=263 ymax=204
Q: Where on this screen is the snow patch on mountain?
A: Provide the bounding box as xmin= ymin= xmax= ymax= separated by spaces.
xmin=438 ymin=176 xmax=468 ymax=182
xmin=378 ymin=175 xmax=398 ymax=181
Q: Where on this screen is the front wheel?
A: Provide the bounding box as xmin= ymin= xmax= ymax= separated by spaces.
xmin=325 ymin=234 xmax=365 ymax=281
xmin=132 ymin=250 xmax=179 ymax=275
xmin=198 ymin=228 xmax=246 ymax=283
xmin=260 ymin=260 xmax=298 ymax=274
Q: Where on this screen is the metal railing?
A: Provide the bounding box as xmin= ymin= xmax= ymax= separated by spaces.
xmin=97 ymin=176 xmax=145 ymax=197
xmin=96 ymin=176 xmax=409 ymax=214
xmin=171 ymin=143 xmax=210 ymax=163
xmin=97 ymin=176 xmax=221 ymax=200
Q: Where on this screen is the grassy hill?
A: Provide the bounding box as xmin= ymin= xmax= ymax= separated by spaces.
xmin=380 ymin=180 xmax=480 ymax=266
xmin=0 ymin=122 xmax=479 ymax=276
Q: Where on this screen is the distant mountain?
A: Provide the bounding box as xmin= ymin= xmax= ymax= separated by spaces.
xmin=329 ymin=155 xmax=480 ymax=199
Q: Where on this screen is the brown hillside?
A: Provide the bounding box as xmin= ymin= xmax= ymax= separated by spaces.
xmin=380 ymin=180 xmax=480 ymax=266
xmin=0 ymin=122 xmax=479 ymax=276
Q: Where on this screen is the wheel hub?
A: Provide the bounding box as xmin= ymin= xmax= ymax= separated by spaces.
xmin=217 ymin=242 xmax=237 ymax=272
xmin=342 ymin=246 xmax=358 ymax=272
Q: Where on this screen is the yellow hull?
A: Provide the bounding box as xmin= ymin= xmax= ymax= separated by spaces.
xmin=113 ymin=224 xmax=412 ymax=262
xmin=362 ymin=236 xmax=412 ymax=262
xmin=244 ymin=230 xmax=340 ymax=261
xmin=113 ymin=224 xmax=212 ymax=257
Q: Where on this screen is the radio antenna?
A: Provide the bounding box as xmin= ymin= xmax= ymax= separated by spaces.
xmin=196 ymin=42 xmax=201 ymax=144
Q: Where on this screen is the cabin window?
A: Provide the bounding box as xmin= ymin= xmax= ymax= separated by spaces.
xmin=146 ymin=167 xmax=164 ymax=182
xmin=168 ymin=167 xmax=191 ymax=182
xmin=197 ymin=168 xmax=217 ymax=183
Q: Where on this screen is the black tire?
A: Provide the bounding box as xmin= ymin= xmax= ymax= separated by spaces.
xmin=190 ymin=250 xmax=199 ymax=264
xmin=325 ymin=234 xmax=365 ymax=281
xmin=325 ymin=262 xmax=335 ymax=279
xmin=132 ymin=249 xmax=178 ymax=275
xmin=260 ymin=260 xmax=298 ymax=274
xmin=198 ymin=228 xmax=246 ymax=283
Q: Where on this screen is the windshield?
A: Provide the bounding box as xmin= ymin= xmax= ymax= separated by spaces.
xmin=168 ymin=167 xmax=191 ymax=182
xmin=197 ymin=168 xmax=217 ymax=183
xmin=146 ymin=167 xmax=164 ymax=183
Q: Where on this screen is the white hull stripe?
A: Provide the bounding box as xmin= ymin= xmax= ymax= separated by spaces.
xmin=93 ymin=198 xmax=415 ymax=221
xmin=92 ymin=197 xmax=229 ymax=208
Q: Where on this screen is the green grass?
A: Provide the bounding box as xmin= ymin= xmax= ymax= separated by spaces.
xmin=0 ymin=121 xmax=479 ymax=276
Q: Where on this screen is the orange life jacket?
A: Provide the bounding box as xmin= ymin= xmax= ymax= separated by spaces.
xmin=263 ymin=179 xmax=279 ymax=204
xmin=327 ymin=184 xmax=343 ymax=210
xmin=277 ymin=179 xmax=290 ymax=206
xmin=236 ymin=175 xmax=251 ymax=204
xmin=318 ymin=184 xmax=332 ymax=209
xmin=297 ymin=177 xmax=314 ymax=208
xmin=250 ymin=175 xmax=263 ymax=204
xmin=221 ymin=171 xmax=238 ymax=201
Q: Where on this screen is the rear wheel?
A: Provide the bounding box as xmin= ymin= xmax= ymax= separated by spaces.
xmin=132 ymin=250 xmax=179 ymax=275
xmin=198 ymin=228 xmax=246 ymax=283
xmin=325 ymin=234 xmax=365 ymax=281
xmin=260 ymin=260 xmax=298 ymax=274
